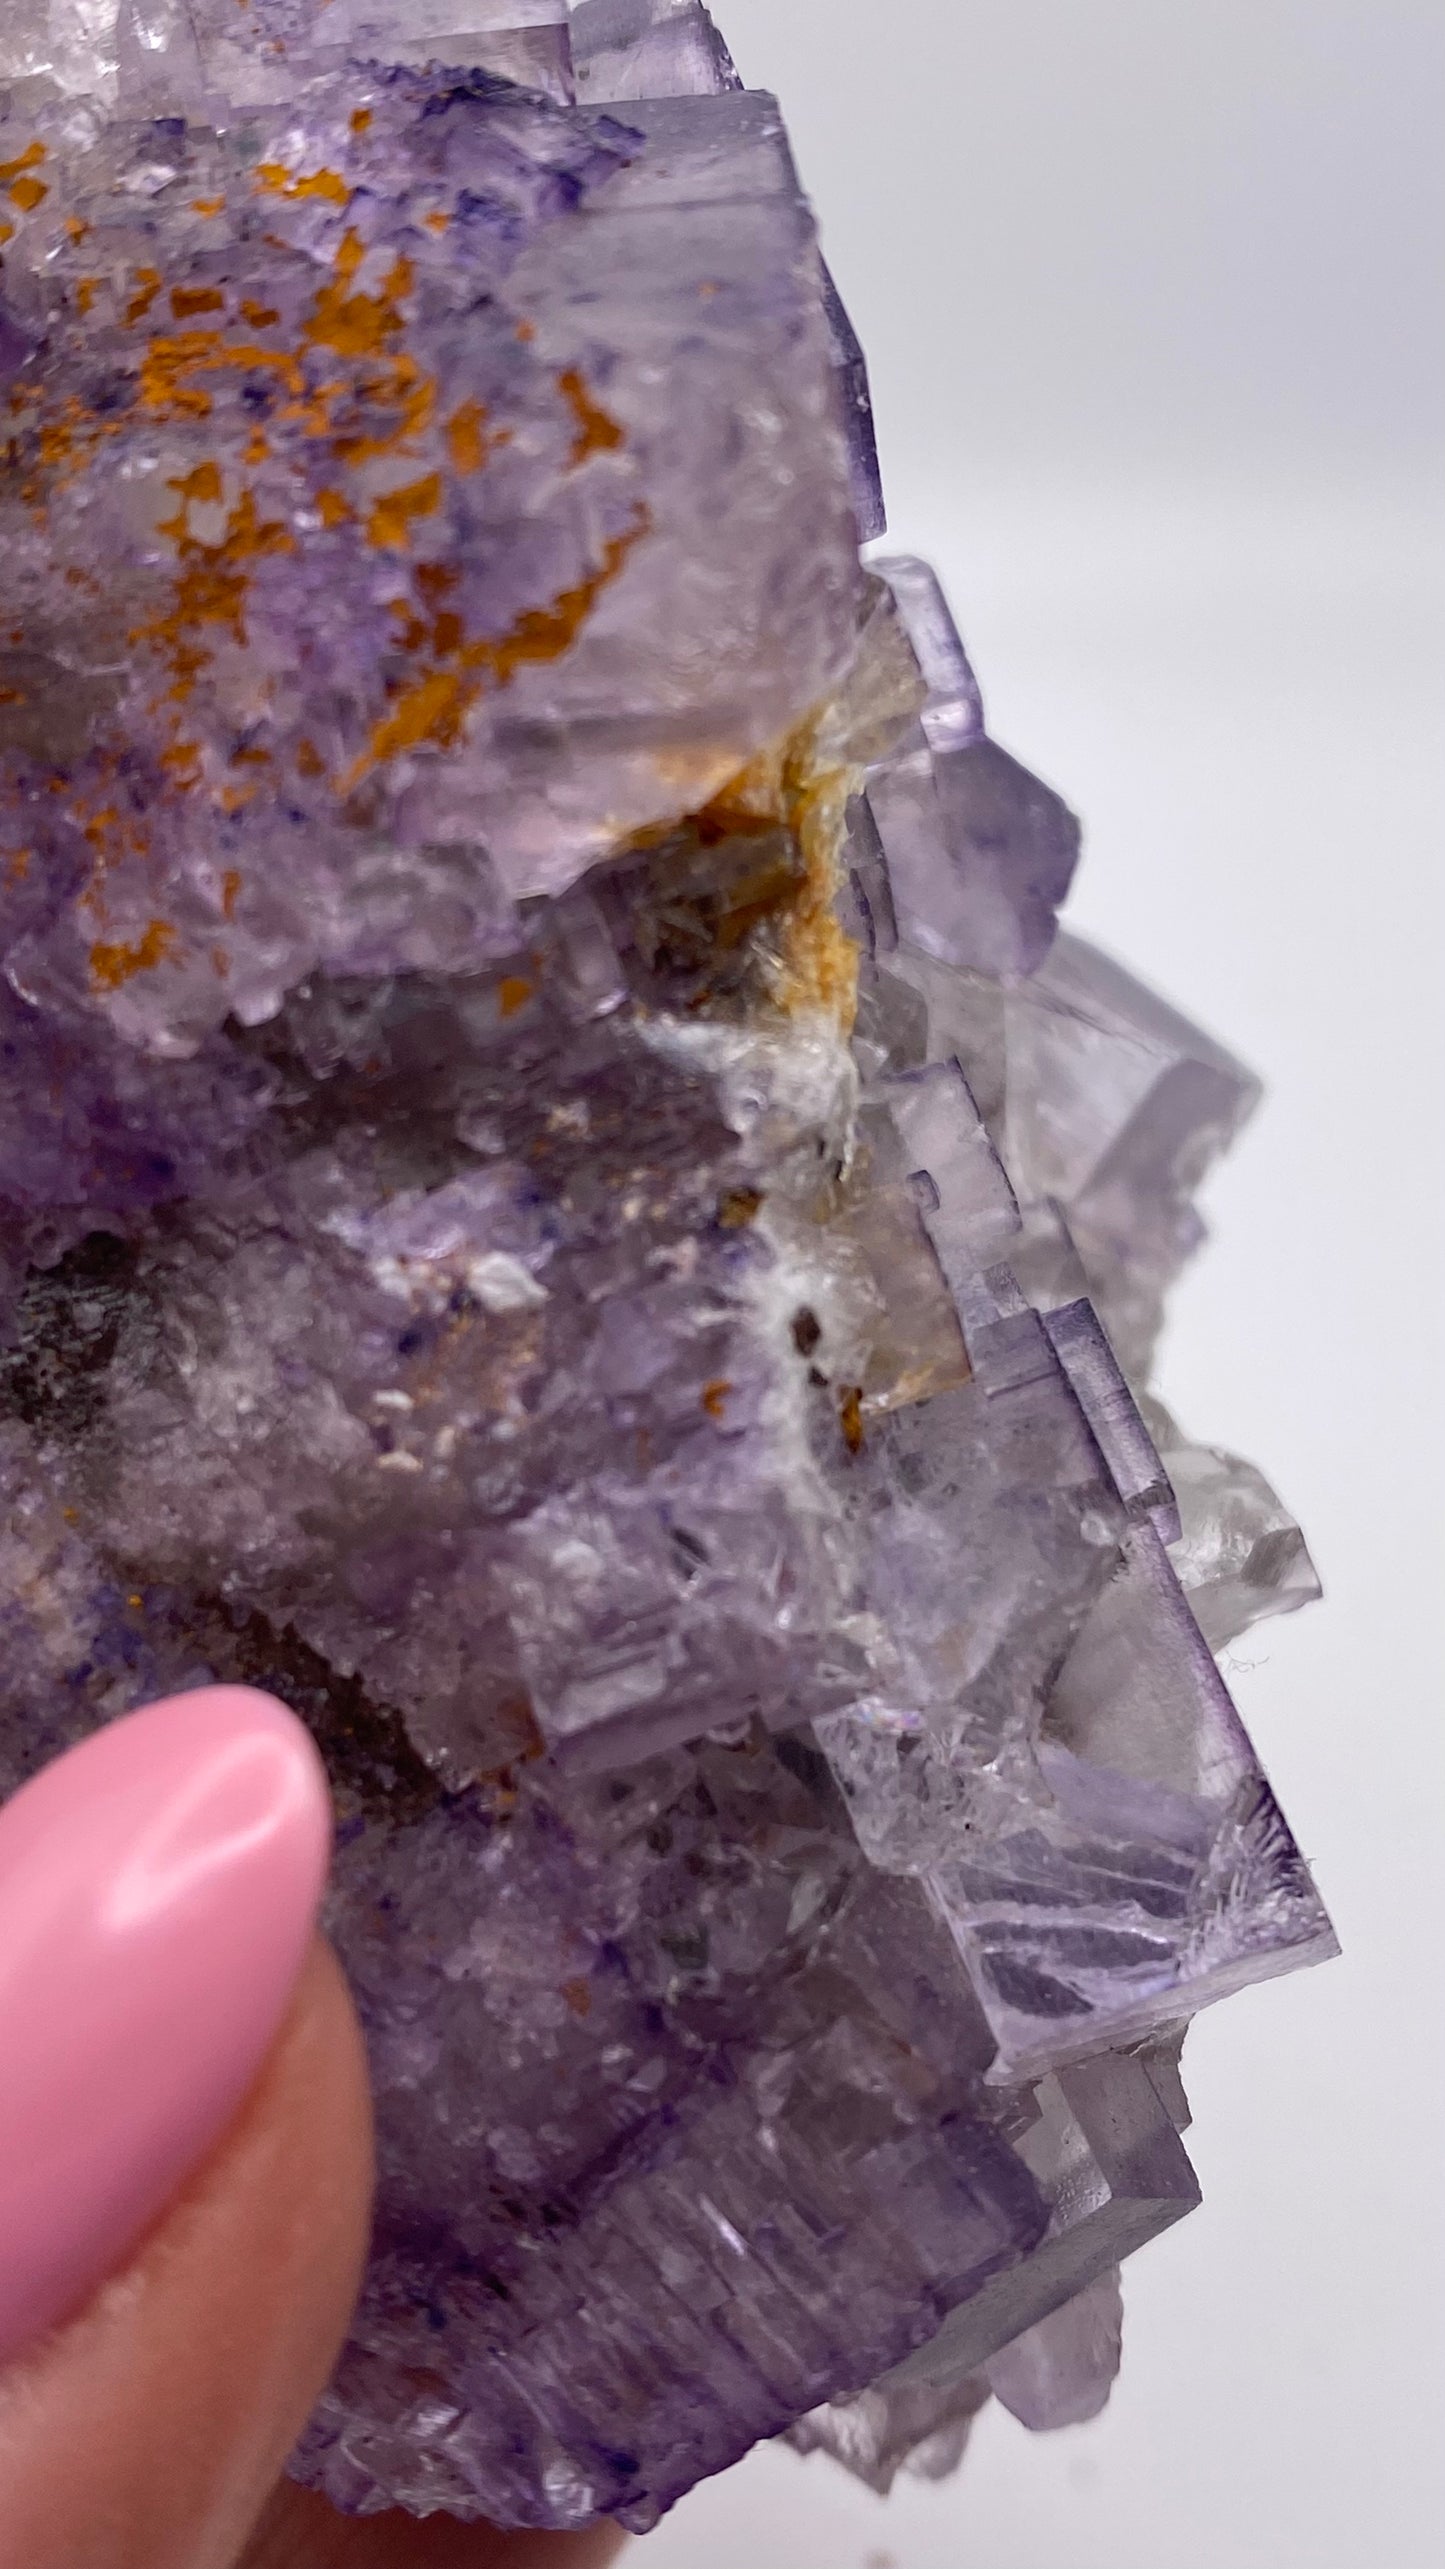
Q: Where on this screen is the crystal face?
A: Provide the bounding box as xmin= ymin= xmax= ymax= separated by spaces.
xmin=0 ymin=3 xmax=1334 ymax=2536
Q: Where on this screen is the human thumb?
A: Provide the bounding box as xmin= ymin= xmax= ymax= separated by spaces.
xmin=0 ymin=1688 xmax=374 ymax=2569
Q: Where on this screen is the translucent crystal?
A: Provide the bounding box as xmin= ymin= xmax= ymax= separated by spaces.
xmin=984 ymin=2266 xmax=1124 ymax=2431
xmin=1002 ymin=930 xmax=1264 ymax=1381
xmin=0 ymin=3 xmax=122 ymax=104
xmin=573 ymin=0 xmax=739 ymax=102
xmin=788 ymin=2372 xmax=993 ymax=2498
xmin=0 ymin=0 xmax=1333 ymax=2532
xmin=867 ymin=557 xmax=1081 ymax=982
xmin=1145 ymin=1398 xmax=1323 ymax=1649
xmin=792 ymin=2052 xmax=1193 ymax=2491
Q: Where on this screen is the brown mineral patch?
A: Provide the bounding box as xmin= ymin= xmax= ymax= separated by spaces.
xmin=366 ymin=470 xmax=443 ymax=551
xmin=90 ymin=918 xmax=178 ymax=990
xmin=341 ymin=512 xmax=647 ymax=793
xmin=482 ymin=518 xmax=647 ymax=686
xmin=719 ymin=1188 xmax=765 ymax=1229
xmin=125 ymin=267 xmax=163 ymax=326
xmin=167 ymin=459 xmax=224 ymax=509
xmin=304 ymin=231 xmax=410 ymax=362
xmin=139 ymin=330 xmax=306 ymax=420
xmin=446 ymin=398 xmax=493 ymax=476
xmin=1 ymin=142 xmax=48 ymax=198
xmin=351 ymin=664 xmax=477 ymax=779
xmin=558 ymin=367 xmax=625 ymax=467
xmin=255 ymin=162 xmax=352 ymax=210
xmin=170 ymin=284 xmax=226 ymax=321
xmin=134 ymin=482 xmax=296 ymax=703
xmin=604 ymin=697 xmax=864 ymax=1029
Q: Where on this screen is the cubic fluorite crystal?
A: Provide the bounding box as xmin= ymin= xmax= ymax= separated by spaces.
xmin=0 ymin=1 xmax=1334 ymax=2536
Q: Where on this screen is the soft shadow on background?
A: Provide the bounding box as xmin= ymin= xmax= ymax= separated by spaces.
xmin=639 ymin=6 xmax=1445 ymax=2567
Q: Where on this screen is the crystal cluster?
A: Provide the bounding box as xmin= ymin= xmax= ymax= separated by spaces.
xmin=0 ymin=2 xmax=1333 ymax=2535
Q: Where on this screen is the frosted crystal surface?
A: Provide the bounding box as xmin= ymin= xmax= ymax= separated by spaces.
xmin=0 ymin=1 xmax=1333 ymax=2533
xmin=573 ymin=0 xmax=739 ymax=102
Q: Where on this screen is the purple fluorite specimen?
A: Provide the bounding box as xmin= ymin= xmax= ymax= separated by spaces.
xmin=0 ymin=3 xmax=1333 ymax=2535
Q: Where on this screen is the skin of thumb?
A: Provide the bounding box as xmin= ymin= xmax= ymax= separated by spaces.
xmin=245 ymin=2483 xmax=630 ymax=2568
xmin=0 ymin=1939 xmax=374 ymax=2569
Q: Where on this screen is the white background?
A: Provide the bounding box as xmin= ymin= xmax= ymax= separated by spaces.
xmin=639 ymin=6 xmax=1445 ymax=2566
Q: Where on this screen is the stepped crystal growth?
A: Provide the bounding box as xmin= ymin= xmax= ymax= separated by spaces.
xmin=0 ymin=2 xmax=1334 ymax=2532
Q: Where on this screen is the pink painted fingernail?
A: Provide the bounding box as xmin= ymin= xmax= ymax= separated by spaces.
xmin=0 ymin=1687 xmax=332 ymax=2368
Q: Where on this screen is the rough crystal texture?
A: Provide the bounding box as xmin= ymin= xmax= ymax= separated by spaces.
xmin=0 ymin=2 xmax=1333 ymax=2535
